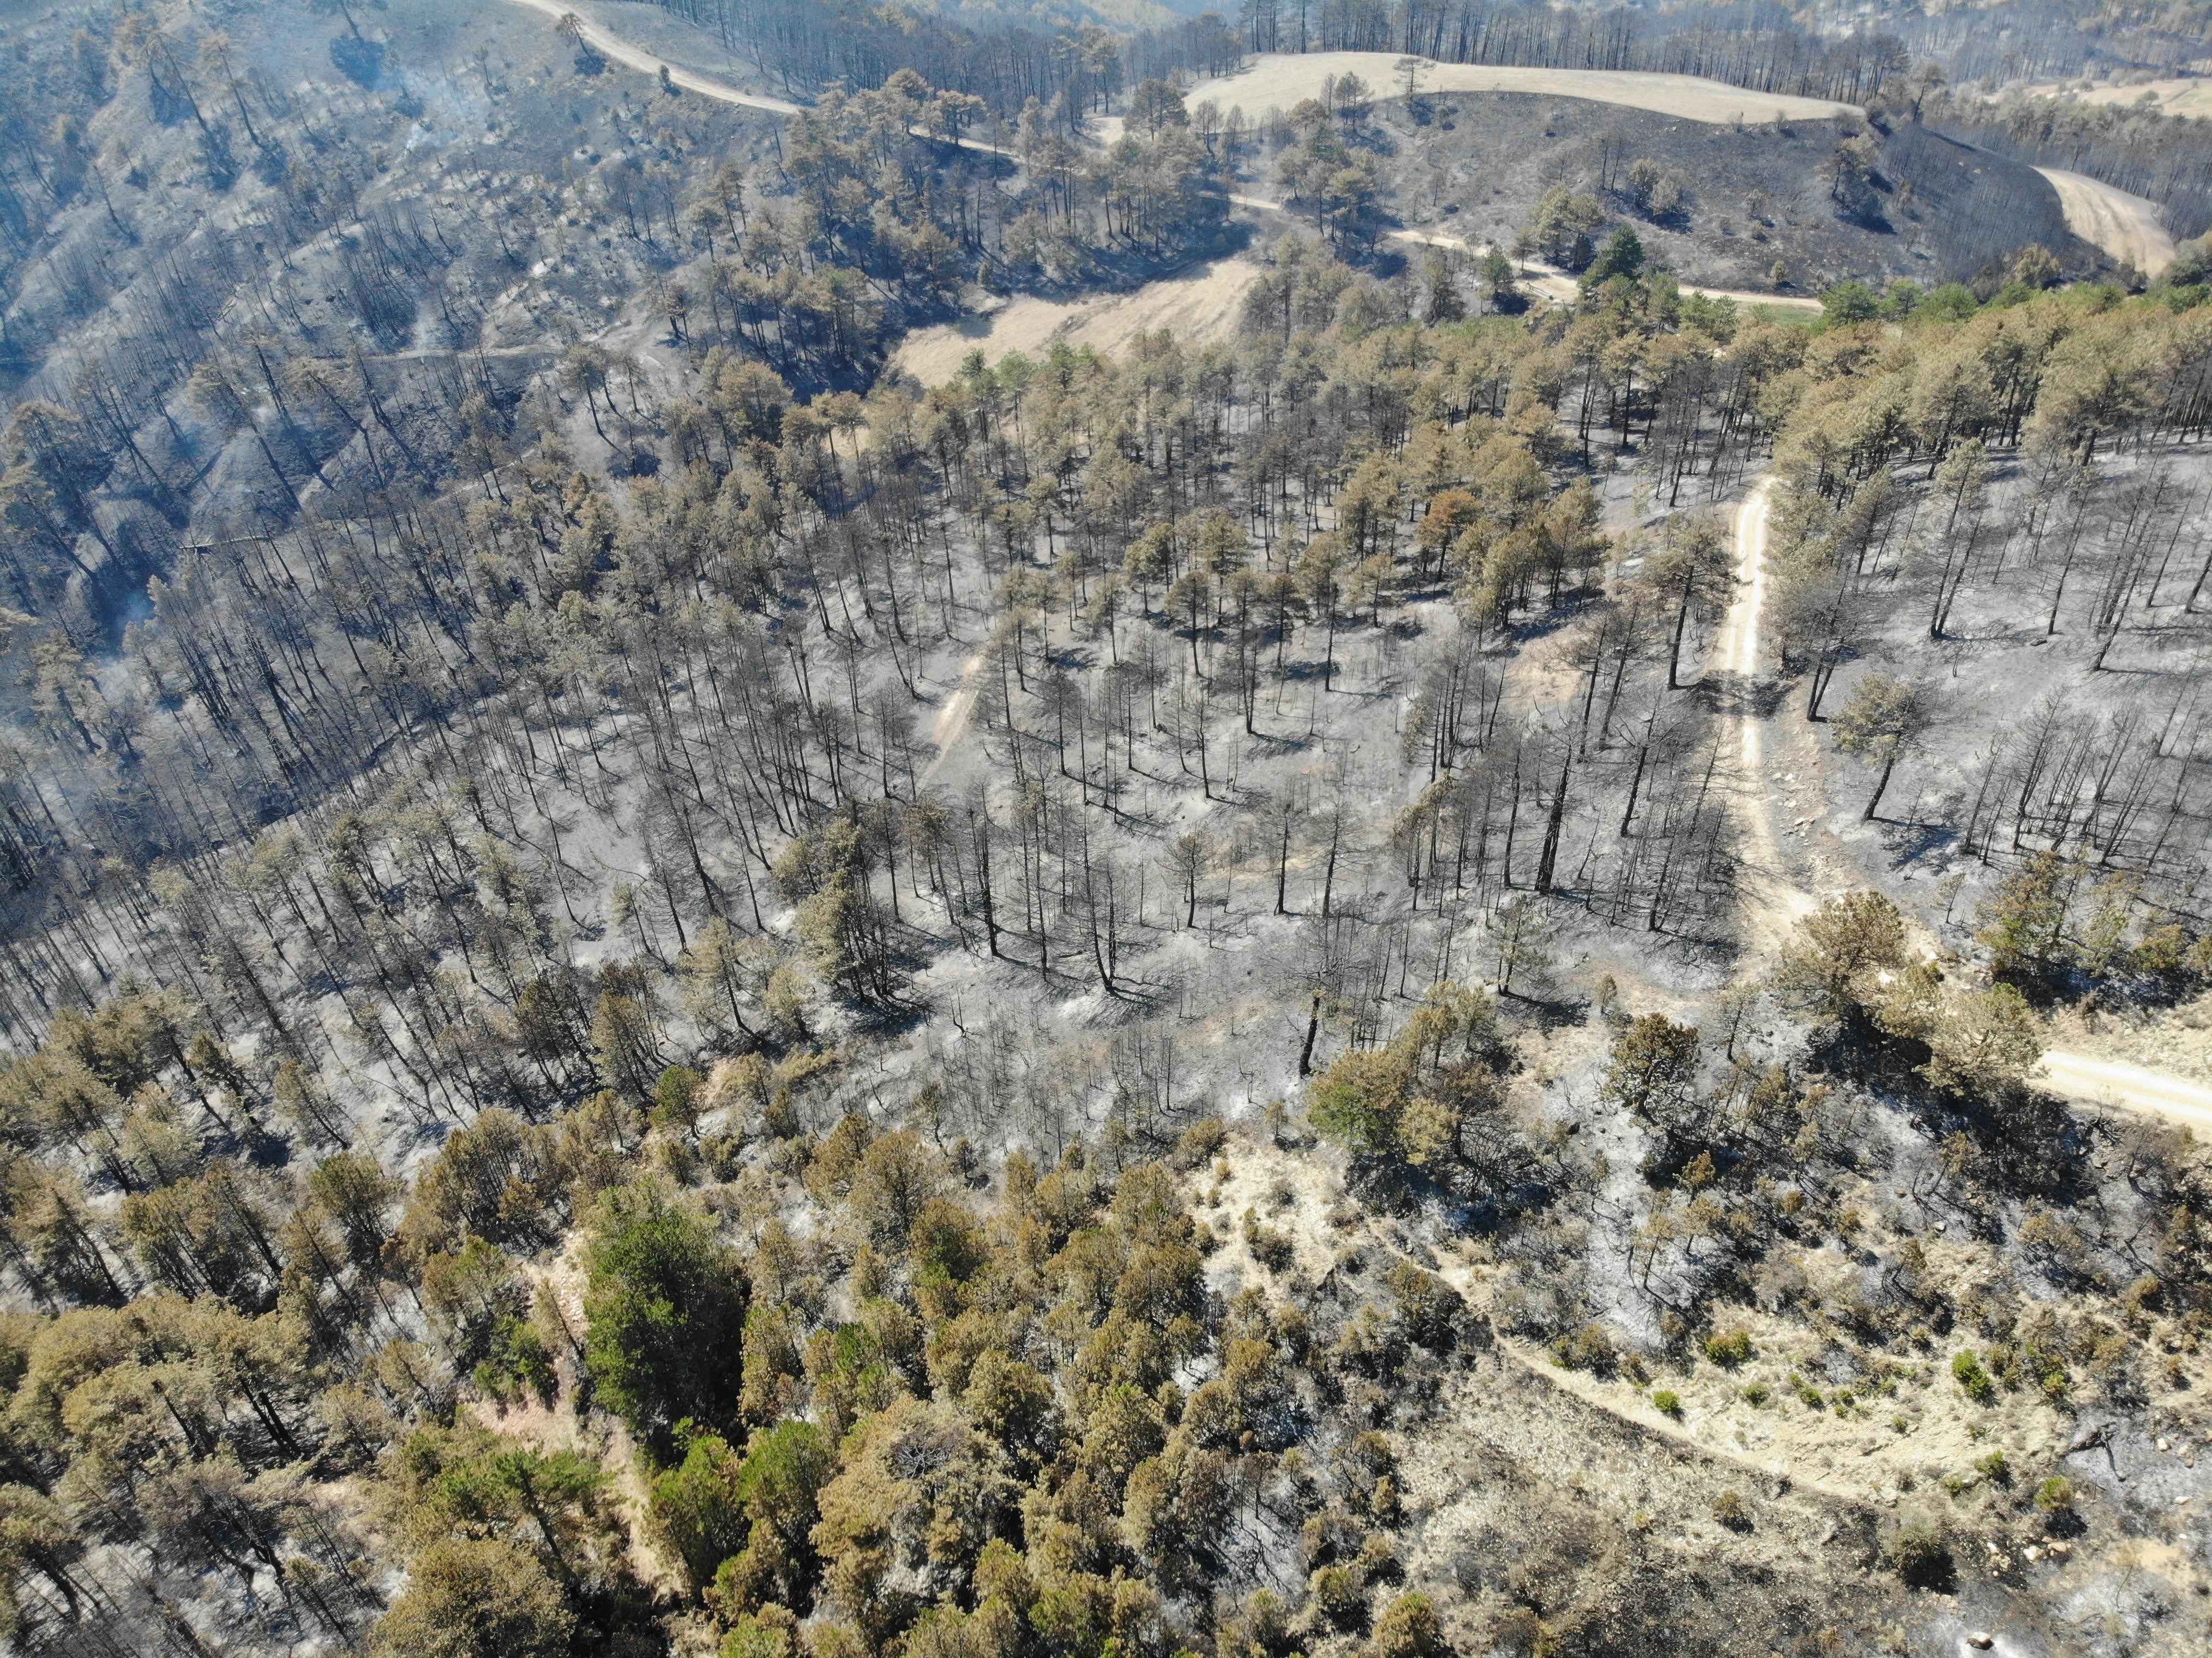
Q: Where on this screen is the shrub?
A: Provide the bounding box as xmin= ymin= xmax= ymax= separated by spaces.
xmin=1975 ymin=1450 xmax=2011 ymax=1485
xmin=653 ymin=1065 xmax=705 ymax=1132
xmin=1651 ymin=1390 xmax=1681 ymax=1417
xmin=2035 ymin=1476 xmax=2074 ymax=1515
xmin=1242 ymin=1210 xmax=1294 ymax=1271
xmin=1554 ymin=1323 xmax=1616 ymax=1375
xmin=1171 ymin=1115 xmax=1227 ymax=1171
xmin=1703 ymin=1329 xmax=1754 ymax=1368
xmin=1368 ymin=1593 xmax=1444 ymax=1658
xmin=1711 ymin=1488 xmax=1750 ymax=1530
xmin=371 ymin=1537 xmax=574 ymax=1658
xmin=473 ymin=1315 xmax=556 ymax=1408
xmin=2024 ymin=1345 xmax=2070 ymax=1402
xmin=1739 ymin=1382 xmax=1771 ymax=1407
xmin=1356 ymin=1532 xmax=1403 ymax=1584
xmin=721 ymin=1611 xmax=797 ymax=1658
xmin=1890 ymin=1516 xmax=1951 ymax=1588
xmin=648 ymin=1432 xmax=749 ymax=1595
xmin=1951 ymin=1349 xmax=1994 ymax=1404
xmin=1308 ymin=1564 xmax=1366 ymax=1630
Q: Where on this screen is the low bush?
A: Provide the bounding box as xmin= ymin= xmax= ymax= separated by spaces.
xmin=1890 ymin=1516 xmax=1952 ymax=1588
xmin=1172 ymin=1115 xmax=1227 ymax=1170
xmin=1951 ymin=1349 xmax=1995 ymax=1403
xmin=1704 ymin=1329 xmax=1754 ymax=1367
xmin=1241 ymin=1210 xmax=1295 ymax=1271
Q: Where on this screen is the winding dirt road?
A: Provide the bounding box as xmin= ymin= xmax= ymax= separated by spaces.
xmin=515 ymin=3 xmax=2179 ymax=290
xmin=512 ymin=0 xmax=2205 ymax=1134
xmin=506 ymin=0 xmax=802 ymax=113
xmin=1718 ymin=481 xmax=2206 ymax=1132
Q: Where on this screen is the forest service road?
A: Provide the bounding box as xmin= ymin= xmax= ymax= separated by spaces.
xmin=2034 ymin=1050 xmax=2212 ymax=1132
xmin=1722 ymin=483 xmax=2209 ymax=1135
xmin=514 ymin=5 xmax=2176 ymax=290
xmin=2035 ymin=167 xmax=2178 ymax=276
xmin=504 ymin=0 xmax=802 ymax=113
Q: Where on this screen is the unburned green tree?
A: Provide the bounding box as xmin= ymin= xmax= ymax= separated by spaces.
xmin=372 ymin=1536 xmax=574 ymax=1658
xmin=582 ymin=1180 xmax=746 ymax=1449
xmin=1832 ymin=672 xmax=1930 ymax=820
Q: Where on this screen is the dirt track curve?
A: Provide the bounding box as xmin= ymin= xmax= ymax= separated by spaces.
xmin=506 ymin=0 xmax=802 ymax=112
xmin=1720 ymin=480 xmax=2207 ymax=1132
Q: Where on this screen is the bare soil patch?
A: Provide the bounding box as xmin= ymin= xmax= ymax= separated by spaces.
xmin=2034 ymin=166 xmax=2179 ymax=275
xmin=891 ymin=256 xmax=1263 ymax=385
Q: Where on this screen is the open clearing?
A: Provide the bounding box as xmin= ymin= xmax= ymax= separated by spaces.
xmin=2016 ymin=76 xmax=2212 ymax=121
xmin=1181 ymin=51 xmax=1858 ymax=127
xmin=891 ymin=257 xmax=1263 ymax=384
xmin=2035 ymin=166 xmax=2179 ymax=275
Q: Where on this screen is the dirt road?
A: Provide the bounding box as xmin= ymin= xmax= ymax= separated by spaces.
xmin=2035 ymin=1050 xmax=2212 ymax=1131
xmin=1189 ymin=51 xmax=1858 ymax=126
xmin=509 ymin=8 xmax=1820 ymax=325
xmin=508 ymin=0 xmax=2204 ymax=1133
xmin=513 ymin=3 xmax=2177 ymax=297
xmin=2036 ymin=167 xmax=2178 ymax=276
xmin=1715 ymin=479 xmax=1820 ymax=961
xmin=918 ymin=652 xmax=988 ymax=785
xmin=1719 ymin=479 xmax=2206 ymax=1132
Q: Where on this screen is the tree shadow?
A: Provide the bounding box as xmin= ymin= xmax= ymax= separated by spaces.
xmin=1874 ymin=819 xmax=1957 ymax=867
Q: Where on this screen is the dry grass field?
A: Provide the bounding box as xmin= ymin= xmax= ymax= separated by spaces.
xmin=1183 ymin=51 xmax=1859 ymax=127
xmin=2015 ymin=76 xmax=2212 ymax=121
